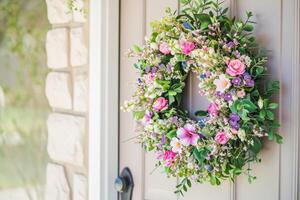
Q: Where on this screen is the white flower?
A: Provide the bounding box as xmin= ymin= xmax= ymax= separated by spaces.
xmin=238 ymin=129 xmax=246 ymax=141
xmin=213 ymin=74 xmax=231 ymax=93
xmin=170 ymin=137 xmax=183 ymax=153
xmin=258 ymin=97 xmax=263 ymax=109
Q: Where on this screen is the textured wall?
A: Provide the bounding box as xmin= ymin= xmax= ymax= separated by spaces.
xmin=44 ymin=0 xmax=88 ymax=199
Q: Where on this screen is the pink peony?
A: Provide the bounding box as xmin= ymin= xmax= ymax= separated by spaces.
xmin=208 ymin=102 xmax=219 ymax=117
xmin=215 ymin=131 xmax=230 ymax=145
xmin=177 ymin=124 xmax=200 ymax=146
xmin=226 ymin=59 xmax=246 ymax=76
xmin=159 ymin=42 xmax=171 ymax=55
xmin=180 ymin=41 xmax=195 ymax=55
xmin=152 ymin=97 xmax=168 ymax=112
xmin=164 ymin=150 xmax=177 ymax=166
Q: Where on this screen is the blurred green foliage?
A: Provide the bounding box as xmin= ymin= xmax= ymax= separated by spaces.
xmin=0 ymin=0 xmax=50 ymax=196
xmin=0 ymin=0 xmax=50 ymax=107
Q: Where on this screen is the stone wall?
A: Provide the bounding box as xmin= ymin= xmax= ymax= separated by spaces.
xmin=44 ymin=0 xmax=88 ymax=199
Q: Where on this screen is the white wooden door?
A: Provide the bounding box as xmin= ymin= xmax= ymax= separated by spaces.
xmin=119 ymin=0 xmax=300 ymax=199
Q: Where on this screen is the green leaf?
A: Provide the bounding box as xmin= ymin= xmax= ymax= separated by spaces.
xmin=168 ymin=95 xmax=175 ymax=105
xmin=193 ymin=148 xmax=208 ymax=165
xmin=255 ymin=66 xmax=265 ymax=75
xmin=168 ymin=91 xmax=177 ymax=96
xmin=267 ymin=130 xmax=274 ymax=140
xmin=195 ymin=110 xmax=208 ymax=117
xmin=275 ymin=133 xmax=283 ymax=144
xmin=134 ymin=110 xmax=145 ymax=120
xmin=132 ymin=45 xmax=142 ymax=52
xmin=259 ymin=110 xmax=266 ymax=119
xmin=266 ymin=110 xmax=275 ymax=120
xmin=268 ymin=103 xmax=279 ymax=110
xmin=166 ymin=129 xmax=177 ymax=139
xmin=250 ymin=137 xmax=262 ymax=154
xmin=186 ymin=179 xmax=192 ymax=187
xmin=244 ymin=24 xmax=254 ymax=32
xmin=241 ymin=99 xmax=258 ymax=112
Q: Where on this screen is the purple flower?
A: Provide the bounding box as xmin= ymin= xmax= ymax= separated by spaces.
xmin=166 ymin=64 xmax=173 ymax=72
xmin=229 ymin=120 xmax=240 ymax=130
xmin=160 ymin=135 xmax=166 ymax=145
xmin=216 ymin=91 xmax=223 ymax=97
xmin=227 ymin=41 xmax=235 ymax=49
xmin=206 ymin=71 xmax=212 ymax=77
xmin=145 ymin=66 xmax=151 ymax=73
xmin=151 ymin=67 xmax=158 ymax=73
xmin=232 ymin=77 xmax=241 ymax=86
xmin=234 ymin=50 xmax=241 ymax=58
xmin=245 ymin=79 xmax=254 ymax=87
xmin=243 ymin=72 xmax=252 ymax=81
xmin=224 ymin=93 xmax=232 ymax=101
xmin=177 ymin=124 xmax=200 ymax=146
xmin=171 ymin=116 xmax=178 ymax=123
xmin=230 ymin=113 xmax=240 ymax=122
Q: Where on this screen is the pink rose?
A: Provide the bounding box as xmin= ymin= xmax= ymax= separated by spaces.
xmin=164 ymin=150 xmax=177 ymax=167
xmin=159 ymin=42 xmax=171 ymax=55
xmin=215 ymin=131 xmax=230 ymax=145
xmin=180 ymin=41 xmax=195 ymax=55
xmin=208 ymin=103 xmax=219 ymax=117
xmin=152 ymin=97 xmax=168 ymax=112
xmin=226 ymin=59 xmax=246 ymax=76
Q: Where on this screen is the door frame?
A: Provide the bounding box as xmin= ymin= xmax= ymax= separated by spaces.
xmin=88 ymin=0 xmax=120 ymax=199
xmin=87 ymin=0 xmax=300 ymax=199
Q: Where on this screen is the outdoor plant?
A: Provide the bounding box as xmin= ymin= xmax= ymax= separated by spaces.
xmin=123 ymin=0 xmax=281 ymax=195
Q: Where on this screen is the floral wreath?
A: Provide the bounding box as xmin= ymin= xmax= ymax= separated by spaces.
xmin=122 ymin=0 xmax=281 ymax=195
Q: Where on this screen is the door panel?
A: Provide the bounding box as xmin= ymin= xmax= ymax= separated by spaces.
xmin=235 ymin=1 xmax=281 ymax=199
xmin=120 ymin=0 xmax=285 ymax=199
xmin=120 ymin=0 xmax=146 ymax=199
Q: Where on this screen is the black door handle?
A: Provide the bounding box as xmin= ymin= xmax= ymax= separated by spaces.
xmin=114 ymin=167 xmax=134 ymax=200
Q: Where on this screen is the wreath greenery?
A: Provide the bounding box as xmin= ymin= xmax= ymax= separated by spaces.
xmin=122 ymin=0 xmax=281 ymax=195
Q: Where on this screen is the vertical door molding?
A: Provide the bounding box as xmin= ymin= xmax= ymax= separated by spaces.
xmin=88 ymin=0 xmax=120 ymax=199
xmin=280 ymin=0 xmax=300 ymax=199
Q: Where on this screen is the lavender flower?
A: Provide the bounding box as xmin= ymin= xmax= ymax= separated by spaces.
xmin=160 ymin=135 xmax=166 ymax=145
xmin=216 ymin=91 xmax=223 ymax=97
xmin=232 ymin=77 xmax=241 ymax=86
xmin=243 ymin=72 xmax=252 ymax=81
xmin=166 ymin=64 xmax=173 ymax=72
xmin=245 ymin=79 xmax=255 ymax=87
xmin=151 ymin=67 xmax=158 ymax=73
xmin=230 ymin=113 xmax=240 ymax=121
xmin=224 ymin=93 xmax=232 ymax=101
xmin=145 ymin=66 xmax=151 ymax=73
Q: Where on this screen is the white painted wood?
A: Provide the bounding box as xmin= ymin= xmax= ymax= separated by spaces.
xmin=119 ymin=0 xmax=146 ymax=199
xmin=88 ymin=0 xmax=119 ymax=199
xmin=279 ymin=0 xmax=300 ymax=199
xmin=234 ymin=1 xmax=281 ymax=200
